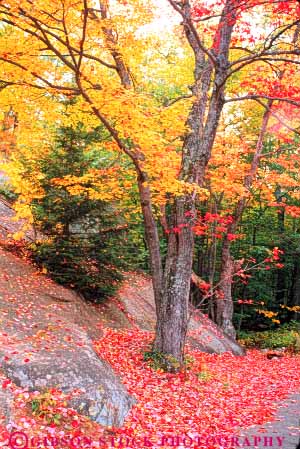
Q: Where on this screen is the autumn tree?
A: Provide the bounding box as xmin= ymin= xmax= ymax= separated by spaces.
xmin=1 ymin=0 xmax=300 ymax=368
xmin=205 ymin=21 xmax=300 ymax=337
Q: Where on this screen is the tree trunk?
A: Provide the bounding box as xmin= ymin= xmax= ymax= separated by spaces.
xmin=276 ymin=215 xmax=286 ymax=305
xmin=153 ymin=196 xmax=194 ymax=366
xmin=79 ymin=0 xmax=237 ymax=369
xmin=136 ymin=174 xmax=163 ymax=312
xmin=274 ymin=188 xmax=287 ymax=306
xmin=216 ymin=238 xmax=236 ymax=338
xmin=150 ymin=0 xmax=237 ymax=367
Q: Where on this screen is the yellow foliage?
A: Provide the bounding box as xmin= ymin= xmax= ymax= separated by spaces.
xmin=256 ymin=309 xmax=280 ymax=324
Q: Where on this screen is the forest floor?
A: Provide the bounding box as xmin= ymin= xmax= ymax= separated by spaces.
xmin=0 ymin=195 xmax=299 ymax=449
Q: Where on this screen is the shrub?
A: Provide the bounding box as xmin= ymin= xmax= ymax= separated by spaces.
xmin=32 ymin=234 xmax=123 ymax=301
xmin=238 ymin=323 xmax=300 ymax=351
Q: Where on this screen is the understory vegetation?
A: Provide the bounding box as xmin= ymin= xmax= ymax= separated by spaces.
xmin=238 ymin=322 xmax=300 ymax=351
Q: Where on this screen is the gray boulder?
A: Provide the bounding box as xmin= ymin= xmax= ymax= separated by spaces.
xmin=99 ymin=273 xmax=245 ymax=356
xmin=0 ymin=246 xmax=134 ymax=426
xmin=2 ymin=339 xmax=134 ymax=426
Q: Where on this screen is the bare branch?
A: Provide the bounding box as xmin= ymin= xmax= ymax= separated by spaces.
xmin=167 ymin=0 xmax=217 ymax=67
xmin=259 ymin=57 xmax=300 ymax=65
xmin=254 ymin=98 xmax=300 ymax=136
xmin=225 ymin=95 xmax=300 ymax=107
xmin=264 ymin=20 xmax=299 ymax=51
xmin=77 ymin=0 xmax=88 ymax=71
xmin=164 ymin=94 xmax=193 ymax=107
xmin=61 ymin=2 xmax=77 ymax=69
xmin=229 ymin=42 xmax=300 ymax=69
xmin=0 ymin=80 xmax=15 ymax=91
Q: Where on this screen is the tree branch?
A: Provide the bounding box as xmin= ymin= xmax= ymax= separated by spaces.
xmin=254 ymin=98 xmax=300 ymax=136
xmin=77 ymin=0 xmax=89 ymax=71
xmin=167 ymin=0 xmax=217 ymax=67
xmin=164 ymin=94 xmax=193 ymax=107
xmin=0 ymin=10 xmax=117 ymax=71
xmin=225 ymin=95 xmax=300 ymax=108
xmin=0 ymin=57 xmax=79 ymax=93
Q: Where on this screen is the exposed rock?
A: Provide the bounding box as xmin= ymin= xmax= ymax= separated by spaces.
xmin=188 ymin=311 xmax=245 ymax=355
xmin=0 ymin=246 xmax=134 ymax=426
xmin=2 ymin=342 xmax=134 ymax=426
xmin=0 ymin=193 xmax=36 ymax=242
xmin=99 ymin=273 xmax=245 ymax=356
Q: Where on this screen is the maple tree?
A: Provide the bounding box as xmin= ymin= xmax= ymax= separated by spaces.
xmin=212 ymin=21 xmax=300 ymax=336
xmin=0 ymin=0 xmax=300 ymax=368
xmin=211 ymin=117 xmax=300 ymax=335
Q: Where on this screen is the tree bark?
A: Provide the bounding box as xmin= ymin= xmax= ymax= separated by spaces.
xmin=153 ymin=197 xmax=194 ymax=365
xmin=136 ymin=174 xmax=163 ymax=312
xmin=216 ymin=238 xmax=236 ymax=338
